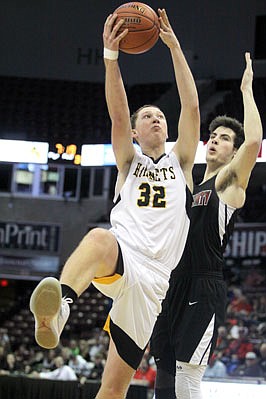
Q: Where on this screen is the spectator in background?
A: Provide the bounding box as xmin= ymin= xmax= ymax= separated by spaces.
xmin=69 ymin=339 xmax=80 ymax=356
xmin=224 ymin=325 xmax=254 ymax=361
xmin=132 ymin=356 xmax=156 ymax=389
xmin=89 ymin=353 xmax=105 ymax=380
xmin=28 ymin=350 xmax=45 ymax=372
xmin=0 ymin=346 xmax=7 ymax=369
xmin=227 ymin=291 xmax=253 ymax=317
xmin=0 ymin=328 xmax=10 ymax=351
xmin=232 ymin=351 xmax=264 ymax=378
xmin=30 ymin=355 xmax=77 ymax=381
xmin=88 ymin=330 xmax=109 ymax=362
xmin=0 ymin=352 xmax=22 ymax=375
xmin=204 ymin=352 xmax=228 ymax=379
xmin=60 ymin=346 xmax=72 ymax=365
xmin=243 ymin=270 xmax=265 ymax=292
xmin=254 ymin=295 xmax=266 ymax=321
xmin=259 ymin=342 xmax=266 ymax=378
xmin=78 ymin=339 xmax=91 ymax=362
xmin=68 ymin=352 xmax=93 ymax=378
xmin=6 ymin=353 xmax=21 ymax=374
xmin=216 ymin=326 xmax=230 ymax=352
xmin=257 ymin=322 xmax=266 ymax=339
xmin=226 ymin=353 xmax=241 ymax=376
xmin=14 ymin=343 xmax=31 ymax=369
xmin=42 ymin=348 xmax=57 ymax=370
xmin=228 ymin=320 xmax=245 ymax=339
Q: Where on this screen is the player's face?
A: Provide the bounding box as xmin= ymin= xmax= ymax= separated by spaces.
xmin=206 ymin=126 xmax=236 ymax=165
xmin=133 ymin=106 xmax=168 ymax=146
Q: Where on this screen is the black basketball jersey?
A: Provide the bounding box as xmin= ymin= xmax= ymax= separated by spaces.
xmin=172 ymin=175 xmax=238 ymax=277
xmin=151 ymin=175 xmax=240 ymax=365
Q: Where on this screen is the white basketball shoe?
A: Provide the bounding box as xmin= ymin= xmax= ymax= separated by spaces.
xmin=30 ymin=277 xmax=72 ymax=349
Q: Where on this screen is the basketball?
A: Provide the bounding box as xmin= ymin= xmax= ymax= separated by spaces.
xmin=114 ymin=2 xmax=160 ymax=54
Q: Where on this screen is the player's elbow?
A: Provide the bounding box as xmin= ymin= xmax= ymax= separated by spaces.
xmin=192 ymin=102 xmax=200 ymax=121
xmin=111 ymin=112 xmax=130 ymax=128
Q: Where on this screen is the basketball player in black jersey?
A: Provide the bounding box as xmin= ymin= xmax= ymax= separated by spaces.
xmin=150 ymin=52 xmax=263 ymax=399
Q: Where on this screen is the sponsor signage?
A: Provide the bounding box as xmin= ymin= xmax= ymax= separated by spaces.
xmin=0 ymin=139 xmax=265 ymax=167
xmin=224 ymin=223 xmax=266 ymax=258
xmin=0 ymin=139 xmax=48 ymax=164
xmin=81 ymin=140 xmax=266 ymax=166
xmin=0 ymin=254 xmax=59 ymax=278
xmin=0 ymin=222 xmax=60 ymax=252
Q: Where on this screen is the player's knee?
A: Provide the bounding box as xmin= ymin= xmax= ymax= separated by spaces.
xmin=84 ymin=226 xmax=109 ymax=241
xmin=82 ymin=227 xmax=115 ymax=252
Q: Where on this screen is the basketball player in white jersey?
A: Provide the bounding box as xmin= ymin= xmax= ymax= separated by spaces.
xmin=151 ymin=52 xmax=263 ymax=399
xmin=29 ymin=9 xmax=200 ymax=399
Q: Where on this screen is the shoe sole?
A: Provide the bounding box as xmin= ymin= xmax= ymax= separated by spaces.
xmin=30 ymin=277 xmax=61 ymax=349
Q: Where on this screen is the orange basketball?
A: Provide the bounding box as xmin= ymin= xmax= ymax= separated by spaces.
xmin=114 ymin=2 xmax=160 ymax=54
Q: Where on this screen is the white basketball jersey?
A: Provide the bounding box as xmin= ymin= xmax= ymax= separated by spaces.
xmin=110 ymin=150 xmax=191 ymax=277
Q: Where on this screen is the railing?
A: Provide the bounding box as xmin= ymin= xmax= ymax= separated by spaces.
xmin=0 ymin=375 xmax=148 ymax=399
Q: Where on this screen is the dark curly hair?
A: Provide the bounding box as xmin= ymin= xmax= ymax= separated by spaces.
xmin=209 ymin=115 xmax=245 ymax=149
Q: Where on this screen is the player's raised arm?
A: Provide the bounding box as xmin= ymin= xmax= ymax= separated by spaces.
xmin=218 ymin=52 xmax=263 ymax=193
xmin=158 ymin=9 xmax=200 ymax=180
xmin=103 ymin=13 xmax=135 ymax=172
xmin=233 ymin=52 xmax=263 ymax=188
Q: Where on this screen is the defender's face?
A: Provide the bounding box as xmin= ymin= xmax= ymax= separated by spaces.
xmin=206 ymin=126 xmax=236 ymax=165
xmin=133 ymin=106 xmax=168 ymax=146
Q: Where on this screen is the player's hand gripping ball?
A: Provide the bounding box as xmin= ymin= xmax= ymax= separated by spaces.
xmin=114 ymin=2 xmax=160 ymax=54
